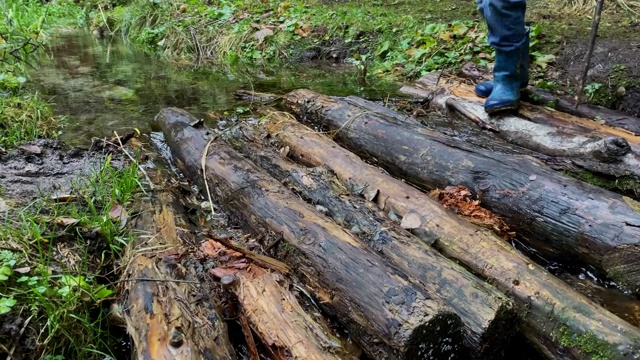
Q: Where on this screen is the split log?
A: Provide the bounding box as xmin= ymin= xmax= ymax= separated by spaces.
xmin=154 ymin=107 xmax=469 ymax=360
xmin=259 ymin=109 xmax=640 ymax=360
xmin=226 ymin=129 xmax=517 ymax=357
xmin=199 ymin=238 xmax=359 ymax=360
xmin=399 ymin=73 xmax=640 ymax=180
xmin=122 ymin=171 xmax=237 ymax=359
xmin=281 ymin=88 xmax=640 ymax=294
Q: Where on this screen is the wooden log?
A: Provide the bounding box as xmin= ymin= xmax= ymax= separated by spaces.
xmin=258 ymin=109 xmax=640 ymax=360
xmin=399 ymin=73 xmax=640 ymax=180
xmin=199 ymin=238 xmax=359 ymax=360
xmin=456 ymin=62 xmax=640 ymax=135
xmin=122 ymin=171 xmax=237 ymax=359
xmin=226 ymin=129 xmax=517 ymax=358
xmin=281 ymin=88 xmax=640 ymax=294
xmin=153 ymin=107 xmax=469 ymax=360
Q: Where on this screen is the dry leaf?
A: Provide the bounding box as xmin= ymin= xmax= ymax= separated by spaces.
xmin=211 ymin=267 xmax=239 ymax=278
xmin=50 ymin=194 xmax=77 ymax=203
xmin=14 ymin=267 xmax=31 ymax=274
xmin=400 ymin=212 xmax=422 ymax=229
xmin=108 ymin=204 xmax=128 ymax=230
xmin=55 ymin=217 xmax=80 ymax=226
xmin=19 ymin=144 xmax=42 ymax=154
xmin=253 ymin=28 xmax=274 ymax=44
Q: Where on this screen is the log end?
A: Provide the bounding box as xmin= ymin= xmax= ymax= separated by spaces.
xmin=403 ymin=313 xmax=469 ymax=360
xmin=602 ymin=244 xmax=640 ymax=293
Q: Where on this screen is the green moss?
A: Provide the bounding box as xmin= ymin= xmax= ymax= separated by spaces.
xmin=552 ymin=325 xmax=636 ymax=360
xmin=563 ymin=169 xmax=640 ymax=199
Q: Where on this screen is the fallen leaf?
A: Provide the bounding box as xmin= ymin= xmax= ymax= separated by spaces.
xmin=253 ymin=28 xmax=274 ymax=44
xmin=400 ymin=212 xmax=422 ymax=229
xmin=210 ymin=267 xmax=239 ymax=278
xmin=19 ymin=144 xmax=42 ymax=154
xmin=108 ymin=204 xmax=128 ymax=230
xmin=55 ymin=218 xmax=80 ymax=226
xmin=50 ymin=194 xmax=77 ymax=203
xmin=13 ymin=267 xmax=31 ymax=274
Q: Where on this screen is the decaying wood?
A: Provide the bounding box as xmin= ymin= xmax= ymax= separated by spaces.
xmin=281 ymin=88 xmax=640 ymax=294
xmin=226 ymin=130 xmax=517 ymax=357
xmin=122 ymin=172 xmax=237 ymax=359
xmin=154 ymin=107 xmax=469 ymax=360
xmin=400 ymin=73 xmax=640 ymax=180
xmin=199 ymin=238 xmax=355 ymax=360
xmin=234 ymin=89 xmax=280 ymax=103
xmin=259 ymin=109 xmax=640 ymax=360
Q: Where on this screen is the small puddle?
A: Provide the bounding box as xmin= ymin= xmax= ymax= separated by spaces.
xmin=30 ymin=30 xmax=401 ymax=147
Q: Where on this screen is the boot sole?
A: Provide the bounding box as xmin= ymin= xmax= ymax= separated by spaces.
xmin=485 ymin=104 xmax=519 ymax=114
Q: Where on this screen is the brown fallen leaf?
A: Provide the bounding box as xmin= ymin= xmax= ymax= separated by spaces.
xmin=19 ymin=144 xmax=42 ymax=154
xmin=55 ymin=217 xmax=81 ymax=226
xmin=400 ymin=212 xmax=422 ymax=229
xmin=14 ymin=267 xmax=31 ymax=274
xmin=108 ymin=204 xmax=128 ymax=230
xmin=210 ymin=267 xmax=239 ymax=279
xmin=253 ymin=28 xmax=274 ymax=44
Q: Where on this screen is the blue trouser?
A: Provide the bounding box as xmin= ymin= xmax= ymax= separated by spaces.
xmin=476 ymin=0 xmax=527 ymax=51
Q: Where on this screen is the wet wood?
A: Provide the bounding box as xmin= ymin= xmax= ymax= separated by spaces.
xmin=122 ymin=172 xmax=237 ymax=359
xmin=281 ymin=88 xmax=640 ymax=294
xmin=259 ymin=109 xmax=640 ymax=360
xmin=154 ymin=107 xmax=469 ymax=360
xmin=399 ymin=73 xmax=640 ymax=180
xmin=227 ymin=131 xmax=517 ymax=358
xmin=233 ymin=264 xmax=357 ymax=360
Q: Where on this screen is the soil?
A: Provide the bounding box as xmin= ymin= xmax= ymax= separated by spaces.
xmin=0 ymin=138 xmax=127 ymax=203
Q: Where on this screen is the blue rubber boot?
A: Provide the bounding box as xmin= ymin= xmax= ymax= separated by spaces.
xmin=475 ymin=27 xmax=530 ymax=98
xmin=484 ymin=47 xmax=521 ymax=114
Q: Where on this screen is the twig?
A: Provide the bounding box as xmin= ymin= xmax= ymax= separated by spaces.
xmin=98 ymin=4 xmax=112 ymax=35
xmin=206 ymin=234 xmax=290 ymax=275
xmin=238 ymin=309 xmax=260 ymax=360
xmin=445 ymin=97 xmax=500 ymax=133
xmin=114 ymin=131 xmax=154 ymax=193
xmin=201 ymin=137 xmax=217 ymax=216
xmin=7 ymin=314 xmax=34 ymax=360
xmin=574 ymin=0 xmax=605 ymax=109
xmin=111 ymin=277 xmax=199 ymax=285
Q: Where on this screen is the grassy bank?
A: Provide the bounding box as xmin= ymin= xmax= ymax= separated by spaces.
xmin=90 ymin=0 xmax=640 ymax=104
xmin=1 ymin=1 xmax=145 ymax=359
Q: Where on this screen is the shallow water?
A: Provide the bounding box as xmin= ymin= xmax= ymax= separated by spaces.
xmin=30 ymin=30 xmax=401 ymax=146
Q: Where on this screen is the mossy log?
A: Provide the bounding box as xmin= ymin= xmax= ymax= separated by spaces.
xmin=399 ymin=73 xmax=640 ymax=180
xmin=281 ymin=88 xmax=640 ymax=294
xmin=226 ymin=130 xmax=517 ymax=358
xmin=122 ymin=175 xmax=237 ymax=359
xmin=258 ymin=109 xmax=640 ymax=360
xmin=154 ymin=107 xmax=468 ymax=360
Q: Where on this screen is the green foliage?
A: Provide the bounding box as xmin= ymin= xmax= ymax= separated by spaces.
xmin=0 ymin=156 xmax=141 ymax=359
xmin=95 ymin=0 xmax=555 ymax=82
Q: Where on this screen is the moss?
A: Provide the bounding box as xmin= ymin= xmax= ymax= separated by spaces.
xmin=563 ymin=169 xmax=640 ymax=199
xmin=552 ymin=325 xmax=637 ymax=360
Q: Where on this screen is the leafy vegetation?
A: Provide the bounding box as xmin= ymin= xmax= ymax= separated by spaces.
xmin=89 ymin=0 xmax=556 ymax=82
xmin=0 ymin=155 xmax=141 ymax=359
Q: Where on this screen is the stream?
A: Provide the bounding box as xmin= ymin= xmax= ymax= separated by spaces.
xmin=27 ymin=30 xmax=640 ymax=358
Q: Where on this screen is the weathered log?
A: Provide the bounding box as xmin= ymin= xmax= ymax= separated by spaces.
xmin=259 ymin=109 xmax=640 ymax=360
xmin=281 ymin=88 xmax=640 ymax=294
xmin=399 ymin=73 xmax=640 ymax=180
xmin=122 ymin=171 xmax=237 ymax=359
xmin=226 ymin=129 xmax=517 ymax=357
xmin=200 ymin=238 xmax=358 ymax=360
xmin=456 ymin=62 xmax=640 ymax=135
xmin=154 ymin=107 xmax=469 ymax=360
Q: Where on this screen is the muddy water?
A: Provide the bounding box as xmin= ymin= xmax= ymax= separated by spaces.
xmin=30 ymin=30 xmax=400 ymax=147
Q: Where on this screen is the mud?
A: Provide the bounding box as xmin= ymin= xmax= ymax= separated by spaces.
xmin=553 ymin=37 xmax=640 ymax=113
xmin=0 ymin=139 xmax=126 ymax=203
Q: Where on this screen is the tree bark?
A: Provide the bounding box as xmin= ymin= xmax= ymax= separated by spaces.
xmin=226 ymin=130 xmax=517 ymax=358
xmin=122 ymin=173 xmax=237 ymax=359
xmin=281 ymin=88 xmax=640 ymax=294
xmin=259 ymin=109 xmax=640 ymax=360
xmin=154 ymin=107 xmax=469 ymax=360
xmin=399 ymin=73 xmax=640 ymax=180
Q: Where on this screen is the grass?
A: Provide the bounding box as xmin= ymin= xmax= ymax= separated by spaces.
xmin=0 ymin=155 xmax=142 ymax=359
